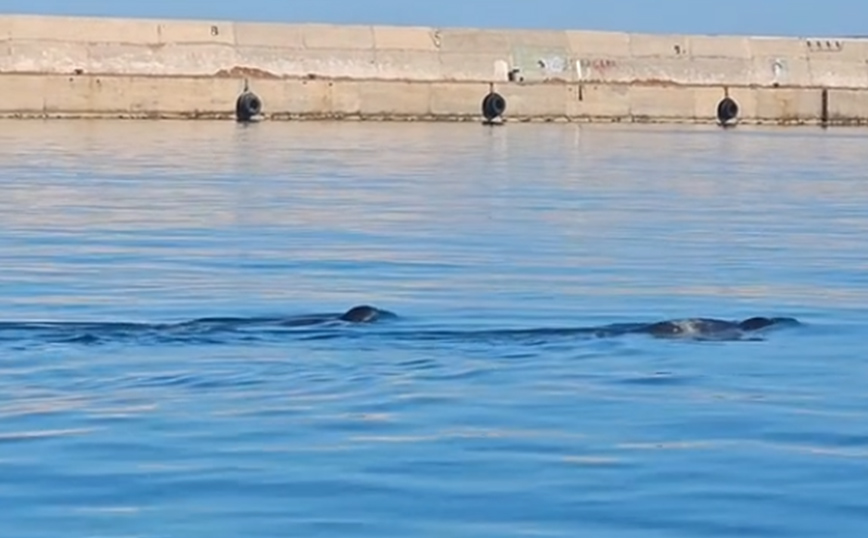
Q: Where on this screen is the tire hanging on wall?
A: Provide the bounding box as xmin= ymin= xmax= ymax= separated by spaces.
xmin=716 ymin=96 xmax=739 ymax=126
xmin=236 ymin=91 xmax=263 ymax=122
xmin=482 ymin=91 xmax=507 ymax=122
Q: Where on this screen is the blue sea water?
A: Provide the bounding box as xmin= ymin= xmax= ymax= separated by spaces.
xmin=0 ymin=119 xmax=867 ymax=537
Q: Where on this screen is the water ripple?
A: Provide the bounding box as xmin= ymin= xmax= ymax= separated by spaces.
xmin=1 ymin=121 xmax=867 ymax=537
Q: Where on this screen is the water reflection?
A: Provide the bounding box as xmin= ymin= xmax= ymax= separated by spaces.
xmin=1 ymin=114 xmax=868 ymax=538
xmin=2 ymin=121 xmax=868 ymax=319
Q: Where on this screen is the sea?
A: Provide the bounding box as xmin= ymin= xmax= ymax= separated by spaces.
xmin=1 ymin=119 xmax=867 ymax=537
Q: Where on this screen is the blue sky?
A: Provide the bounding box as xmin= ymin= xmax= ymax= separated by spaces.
xmin=3 ymin=0 xmax=864 ymax=37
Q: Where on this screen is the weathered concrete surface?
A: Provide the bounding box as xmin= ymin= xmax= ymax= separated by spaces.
xmin=2 ymin=13 xmax=868 ymax=124
xmin=2 ymin=73 xmax=854 ymax=126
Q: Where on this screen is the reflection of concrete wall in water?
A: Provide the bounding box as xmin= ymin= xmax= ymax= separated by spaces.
xmin=1 ymin=13 xmax=868 ymax=124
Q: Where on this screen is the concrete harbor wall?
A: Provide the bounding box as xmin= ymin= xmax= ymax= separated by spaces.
xmin=1 ymin=13 xmax=868 ymax=124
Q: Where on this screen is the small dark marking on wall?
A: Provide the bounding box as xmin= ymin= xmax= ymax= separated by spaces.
xmin=821 ymin=87 xmax=829 ymax=128
xmin=583 ymin=59 xmax=616 ymax=71
xmin=211 ymin=25 xmax=219 ymax=36
xmin=806 ymin=39 xmax=843 ymax=52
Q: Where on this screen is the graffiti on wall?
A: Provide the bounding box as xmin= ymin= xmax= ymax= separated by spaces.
xmin=510 ymin=46 xmax=572 ymax=81
xmin=500 ymin=46 xmax=624 ymax=82
xmin=576 ymin=59 xmax=618 ymax=80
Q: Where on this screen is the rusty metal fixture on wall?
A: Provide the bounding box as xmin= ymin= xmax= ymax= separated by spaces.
xmin=821 ymin=88 xmax=830 ymax=128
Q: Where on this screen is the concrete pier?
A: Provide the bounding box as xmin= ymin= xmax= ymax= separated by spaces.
xmin=1 ymin=13 xmax=867 ymax=125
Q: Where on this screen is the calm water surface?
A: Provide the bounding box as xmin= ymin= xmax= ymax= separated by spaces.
xmin=1 ymin=119 xmax=867 ymax=537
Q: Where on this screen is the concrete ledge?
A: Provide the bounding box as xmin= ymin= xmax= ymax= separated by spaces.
xmin=2 ymin=72 xmax=868 ymax=125
xmin=2 ymin=13 xmax=868 ymax=124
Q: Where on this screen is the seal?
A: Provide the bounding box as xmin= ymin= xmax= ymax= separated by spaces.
xmin=737 ymin=316 xmax=799 ymax=331
xmin=269 ymin=305 xmax=397 ymax=327
xmin=640 ymin=316 xmax=800 ymax=339
xmin=338 ymin=305 xmax=397 ymax=323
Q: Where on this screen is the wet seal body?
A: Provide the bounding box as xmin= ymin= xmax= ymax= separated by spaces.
xmin=338 ymin=305 xmax=397 ymax=323
xmin=271 ymin=305 xmax=397 ymax=327
xmin=0 ymin=307 xmax=800 ymax=347
xmin=186 ymin=305 xmax=398 ymax=329
xmin=278 ymin=309 xmax=797 ymax=340
xmin=637 ymin=316 xmax=801 ymax=340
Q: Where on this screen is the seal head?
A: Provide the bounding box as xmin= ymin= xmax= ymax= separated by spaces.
xmin=738 ymin=316 xmax=800 ymax=331
xmin=338 ymin=305 xmax=396 ymax=323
